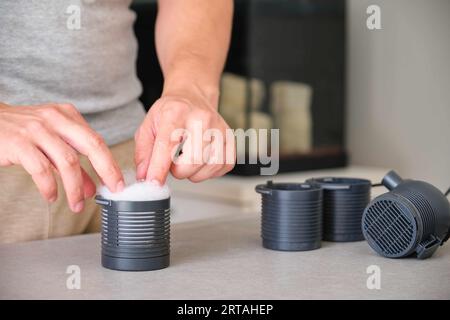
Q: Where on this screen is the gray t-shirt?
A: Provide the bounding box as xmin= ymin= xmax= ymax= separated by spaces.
xmin=0 ymin=0 xmax=147 ymax=146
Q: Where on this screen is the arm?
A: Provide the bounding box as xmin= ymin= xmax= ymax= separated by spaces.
xmin=156 ymin=0 xmax=233 ymax=106
xmin=134 ymin=0 xmax=235 ymax=184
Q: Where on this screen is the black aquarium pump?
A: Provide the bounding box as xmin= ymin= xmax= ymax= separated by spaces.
xmin=362 ymin=171 xmax=450 ymax=259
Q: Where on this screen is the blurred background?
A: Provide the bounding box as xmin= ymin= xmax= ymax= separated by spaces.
xmin=131 ymin=0 xmax=450 ymax=192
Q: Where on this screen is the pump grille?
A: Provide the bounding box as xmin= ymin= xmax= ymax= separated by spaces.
xmin=362 ymin=199 xmax=416 ymax=257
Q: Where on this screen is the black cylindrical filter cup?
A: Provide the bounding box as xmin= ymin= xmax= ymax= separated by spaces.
xmin=306 ymin=177 xmax=371 ymax=242
xmin=256 ymin=181 xmax=323 ymax=251
xmin=95 ymin=196 xmax=170 ymax=271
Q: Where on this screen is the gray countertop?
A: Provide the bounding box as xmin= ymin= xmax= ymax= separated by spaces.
xmin=1 ymin=193 xmax=449 ymax=300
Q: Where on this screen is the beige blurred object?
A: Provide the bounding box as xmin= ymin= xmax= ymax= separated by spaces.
xmin=219 ymin=73 xmax=266 ymax=129
xmin=235 ymin=111 xmax=273 ymax=161
xmin=270 ymin=81 xmax=313 ymax=154
xmin=220 ymin=73 xmax=247 ymax=113
xmin=249 ymin=77 xmax=265 ymax=111
xmin=219 ymin=73 xmax=272 ymax=160
xmin=0 ymin=139 xmax=135 ymax=244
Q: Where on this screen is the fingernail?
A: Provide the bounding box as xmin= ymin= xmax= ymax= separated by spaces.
xmin=116 ymin=180 xmax=125 ymax=192
xmin=49 ymin=196 xmax=57 ymax=203
xmin=136 ymin=162 xmax=146 ymax=179
xmin=150 ymin=179 xmax=161 ymax=186
xmin=73 ymin=201 xmax=84 ymax=213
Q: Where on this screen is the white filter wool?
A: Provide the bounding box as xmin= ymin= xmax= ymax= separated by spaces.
xmin=98 ymin=170 xmax=170 ymax=201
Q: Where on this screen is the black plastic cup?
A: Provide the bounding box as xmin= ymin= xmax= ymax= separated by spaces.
xmin=256 ymin=181 xmax=323 ymax=251
xmin=95 ymin=195 xmax=170 ymax=271
xmin=306 ymin=177 xmax=371 ymax=242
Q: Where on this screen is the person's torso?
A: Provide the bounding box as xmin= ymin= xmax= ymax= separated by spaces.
xmin=0 ymin=0 xmax=146 ymax=145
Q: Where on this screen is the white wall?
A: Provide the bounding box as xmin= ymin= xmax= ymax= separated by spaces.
xmin=347 ymin=0 xmax=450 ymax=191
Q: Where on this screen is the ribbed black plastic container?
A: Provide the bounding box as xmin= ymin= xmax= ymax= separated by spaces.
xmin=95 ymin=196 xmax=170 ymax=271
xmin=256 ymin=181 xmax=323 ymax=251
xmin=306 ymin=177 xmax=371 ymax=242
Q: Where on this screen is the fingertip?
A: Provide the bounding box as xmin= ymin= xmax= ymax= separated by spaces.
xmin=104 ymin=175 xmax=124 ymax=193
xmin=150 ymin=179 xmax=162 ymax=186
xmin=146 ymin=170 xmax=164 ymax=186
xmin=72 ymin=200 xmax=84 ymax=213
xmin=116 ymin=180 xmax=125 ymax=192
xmin=147 ymin=174 xmax=163 ymax=186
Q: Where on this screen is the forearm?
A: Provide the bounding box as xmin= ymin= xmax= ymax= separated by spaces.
xmin=155 ymin=0 xmax=233 ymax=107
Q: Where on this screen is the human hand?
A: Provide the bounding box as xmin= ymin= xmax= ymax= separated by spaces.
xmin=134 ymin=91 xmax=235 ymax=185
xmin=0 ymin=103 xmax=124 ymax=212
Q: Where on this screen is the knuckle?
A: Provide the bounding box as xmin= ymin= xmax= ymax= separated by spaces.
xmin=33 ymin=162 xmax=52 ymax=176
xmin=61 ymin=151 xmax=79 ymax=168
xmin=41 ymin=183 xmax=57 ymax=199
xmin=89 ymin=132 xmax=106 ymax=149
xmin=25 ymin=119 xmax=46 ymax=133
xmin=39 ymin=105 xmax=61 ymax=118
xmin=58 ymin=103 xmax=82 ymax=120
xmin=68 ymin=185 xmax=84 ymax=200
xmin=59 ymin=103 xmax=77 ymax=112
